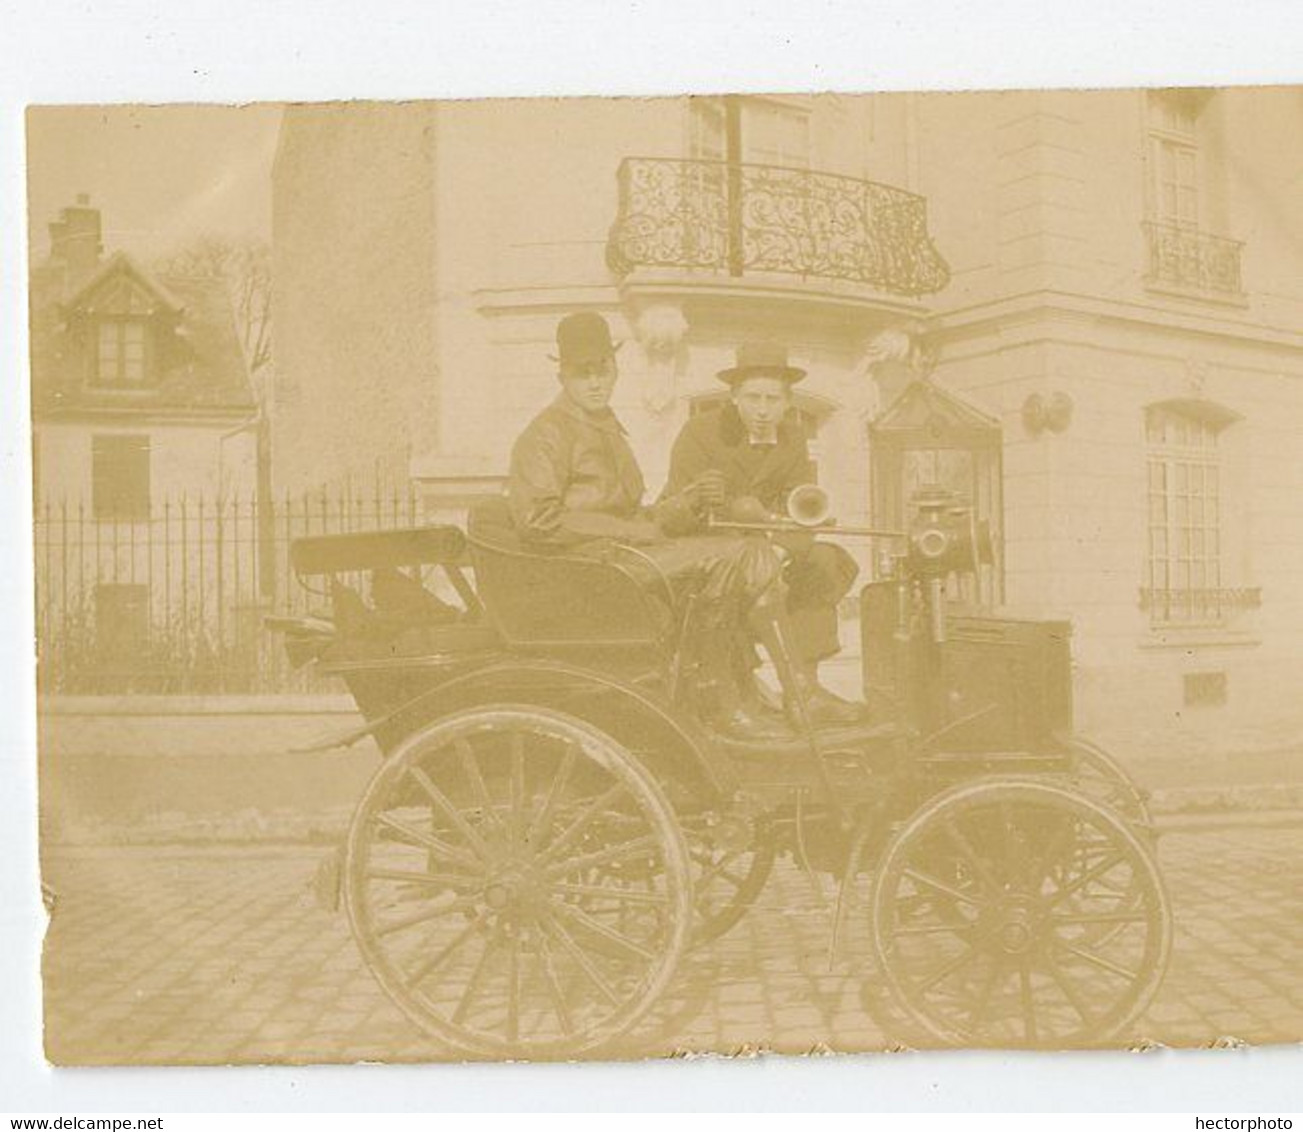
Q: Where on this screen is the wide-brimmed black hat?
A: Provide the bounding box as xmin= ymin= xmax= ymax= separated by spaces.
xmin=550 ymin=311 xmax=622 ymax=366
xmin=716 ymin=340 xmax=806 ymax=386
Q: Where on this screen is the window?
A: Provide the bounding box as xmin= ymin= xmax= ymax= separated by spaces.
xmin=92 ymin=434 xmax=150 ymax=520
xmin=1145 ymin=404 xmax=1226 ymax=626
xmin=688 ymin=98 xmax=727 ymax=162
xmin=743 ymin=99 xmax=810 ymax=168
xmin=1147 ymin=91 xmax=1201 ymax=229
xmin=96 ymin=318 xmax=148 ymax=384
xmin=687 ymin=96 xmax=811 ymax=167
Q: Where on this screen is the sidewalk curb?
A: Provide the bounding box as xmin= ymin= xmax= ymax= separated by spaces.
xmin=1155 ymin=808 xmax=1303 ymax=834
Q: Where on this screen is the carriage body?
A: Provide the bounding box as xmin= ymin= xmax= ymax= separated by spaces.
xmin=273 ymin=513 xmax=1169 ymax=1057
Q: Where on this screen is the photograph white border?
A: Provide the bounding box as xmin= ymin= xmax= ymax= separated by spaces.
xmin=4 ymin=0 xmax=1303 ymax=1112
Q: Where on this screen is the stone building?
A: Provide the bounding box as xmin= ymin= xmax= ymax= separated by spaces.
xmin=269 ymin=89 xmax=1303 ymax=770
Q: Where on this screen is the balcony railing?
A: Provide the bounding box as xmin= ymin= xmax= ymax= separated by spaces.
xmin=1139 ymin=585 xmax=1261 ymax=627
xmin=1143 ymin=221 xmax=1244 ymax=298
xmin=606 ymin=157 xmax=950 ymax=297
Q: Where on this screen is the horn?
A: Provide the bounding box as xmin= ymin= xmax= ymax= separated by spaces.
xmin=785 ymin=484 xmax=832 ymax=528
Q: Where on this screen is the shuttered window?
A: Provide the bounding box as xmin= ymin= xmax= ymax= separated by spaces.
xmin=91 ymin=434 xmax=151 ymax=520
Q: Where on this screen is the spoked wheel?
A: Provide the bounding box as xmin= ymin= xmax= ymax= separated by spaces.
xmin=871 ymin=779 xmax=1172 ymax=1048
xmin=344 ymin=705 xmax=693 ymax=1059
xmin=1062 ymin=738 xmax=1154 ymax=830
xmin=1058 ymin=739 xmax=1155 ymax=946
xmin=677 ymin=812 xmax=776 ymax=946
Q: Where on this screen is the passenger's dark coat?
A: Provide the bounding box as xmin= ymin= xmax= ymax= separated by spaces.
xmin=663 ymin=404 xmax=859 ymax=664
xmin=663 ymin=403 xmax=814 ymax=514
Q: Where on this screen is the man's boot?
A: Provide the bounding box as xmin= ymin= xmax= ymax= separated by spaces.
xmin=696 ymin=618 xmax=793 ymax=741
xmin=792 ymin=663 xmax=865 ymax=727
xmin=747 ymin=608 xmax=865 ymax=731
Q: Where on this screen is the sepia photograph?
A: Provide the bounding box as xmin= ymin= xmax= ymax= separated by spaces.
xmin=25 ymin=86 xmax=1303 ymax=1069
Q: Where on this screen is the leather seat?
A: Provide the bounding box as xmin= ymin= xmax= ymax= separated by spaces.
xmin=466 ymin=497 xmax=671 ymax=653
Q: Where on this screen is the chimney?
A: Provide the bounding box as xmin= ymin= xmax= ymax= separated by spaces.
xmin=47 ymin=193 xmax=103 ymax=293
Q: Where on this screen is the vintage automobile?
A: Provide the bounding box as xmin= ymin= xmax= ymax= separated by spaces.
xmin=271 ymin=487 xmax=1171 ymax=1058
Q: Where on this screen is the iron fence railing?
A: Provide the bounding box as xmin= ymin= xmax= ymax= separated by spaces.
xmin=1142 ymin=221 xmax=1244 ymax=297
xmin=34 ymin=483 xmax=419 ymax=695
xmin=606 ymin=156 xmax=951 ymax=297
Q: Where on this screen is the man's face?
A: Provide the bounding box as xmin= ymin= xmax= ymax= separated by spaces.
xmin=732 ymin=375 xmax=790 ymax=439
xmin=559 ymin=355 xmax=618 ymax=414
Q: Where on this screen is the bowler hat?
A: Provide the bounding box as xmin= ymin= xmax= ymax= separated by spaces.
xmin=550 ymin=311 xmax=621 ymax=366
xmin=716 ymin=340 xmax=806 ymax=386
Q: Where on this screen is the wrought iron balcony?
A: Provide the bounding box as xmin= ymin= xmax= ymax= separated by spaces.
xmin=1143 ymin=221 xmax=1244 ymax=298
xmin=606 ymin=157 xmax=950 ymax=298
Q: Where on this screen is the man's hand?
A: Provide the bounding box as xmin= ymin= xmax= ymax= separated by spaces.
xmin=728 ymin=496 xmax=773 ymax=524
xmin=683 ymin=470 xmax=727 ymax=513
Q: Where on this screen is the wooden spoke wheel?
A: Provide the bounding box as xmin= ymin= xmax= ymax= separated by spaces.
xmin=1057 ymin=740 xmax=1155 ymax=947
xmin=871 ymin=779 xmax=1172 ymax=1048
xmin=1063 ymin=738 xmax=1154 ymax=830
xmin=677 ymin=812 xmax=776 ymax=946
xmin=344 ymin=705 xmax=693 ymax=1058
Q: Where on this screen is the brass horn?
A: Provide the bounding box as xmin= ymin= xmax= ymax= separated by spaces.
xmin=704 ymin=482 xmax=905 ymax=539
xmin=785 ymin=483 xmax=832 ymax=528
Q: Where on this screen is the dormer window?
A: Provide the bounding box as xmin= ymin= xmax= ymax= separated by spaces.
xmin=96 ymin=317 xmax=148 ymax=385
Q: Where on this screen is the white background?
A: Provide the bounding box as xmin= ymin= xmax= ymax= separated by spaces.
xmin=3 ymin=0 xmax=1303 ymax=1113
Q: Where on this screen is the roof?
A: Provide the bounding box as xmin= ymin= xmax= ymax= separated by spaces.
xmin=30 ymin=251 xmax=256 ymax=418
xmin=64 ymin=250 xmax=186 ymax=315
xmin=870 ymin=378 xmax=1001 ymax=444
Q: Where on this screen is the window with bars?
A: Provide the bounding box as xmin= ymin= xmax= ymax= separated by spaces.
xmin=1145 ymin=404 xmax=1226 ymax=626
xmin=96 ymin=318 xmax=148 ymax=384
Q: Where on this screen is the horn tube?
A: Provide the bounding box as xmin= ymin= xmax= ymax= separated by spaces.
xmin=785 ymin=483 xmax=831 ymax=528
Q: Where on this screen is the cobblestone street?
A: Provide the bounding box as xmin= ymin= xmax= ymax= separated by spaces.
xmin=41 ymin=821 xmax=1303 ymax=1064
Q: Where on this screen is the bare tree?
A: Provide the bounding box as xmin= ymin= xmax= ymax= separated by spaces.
xmin=156 ymin=235 xmax=276 ymax=596
xmin=155 ymin=236 xmax=272 ymax=377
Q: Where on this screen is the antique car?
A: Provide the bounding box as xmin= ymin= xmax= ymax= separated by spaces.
xmin=271 ymin=488 xmax=1171 ymax=1058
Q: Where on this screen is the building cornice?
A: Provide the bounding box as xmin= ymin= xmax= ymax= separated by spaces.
xmin=930 ymin=289 xmax=1303 ymax=357
xmin=473 ymin=275 xmax=928 ymax=324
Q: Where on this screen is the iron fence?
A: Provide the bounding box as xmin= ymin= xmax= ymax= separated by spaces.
xmin=605 ymin=156 xmax=951 ymax=296
xmin=34 ymin=483 xmax=419 ymax=694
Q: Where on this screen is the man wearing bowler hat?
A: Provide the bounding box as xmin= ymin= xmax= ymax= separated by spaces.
xmin=662 ymin=340 xmax=862 ymax=726
xmin=505 ymin=311 xmax=794 ymax=740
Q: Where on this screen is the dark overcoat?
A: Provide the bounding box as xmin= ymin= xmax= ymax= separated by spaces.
xmin=663 ymin=404 xmax=858 ymax=664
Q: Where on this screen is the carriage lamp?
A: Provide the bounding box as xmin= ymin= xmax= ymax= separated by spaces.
xmin=907 ymin=489 xmax=969 ymax=577
xmin=907 ymin=488 xmax=993 ymax=642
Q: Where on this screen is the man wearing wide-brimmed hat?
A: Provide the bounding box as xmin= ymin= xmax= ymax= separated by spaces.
xmin=505 ymin=312 xmax=793 ymax=740
xmin=662 ymin=340 xmax=862 ymax=726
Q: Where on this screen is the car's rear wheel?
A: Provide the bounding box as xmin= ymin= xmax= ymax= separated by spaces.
xmin=344 ymin=705 xmax=693 ymax=1058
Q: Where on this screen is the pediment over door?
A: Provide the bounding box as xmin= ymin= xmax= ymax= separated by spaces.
xmin=870 ymin=378 xmax=1001 ymax=451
